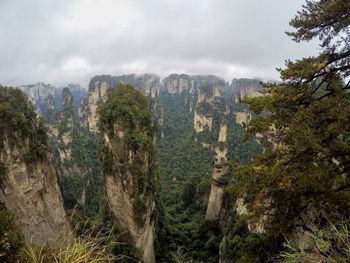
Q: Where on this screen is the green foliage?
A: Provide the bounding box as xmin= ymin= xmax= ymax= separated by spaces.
xmin=156 ymin=206 xmax=222 ymax=263
xmin=287 ymin=0 xmax=350 ymax=63
xmin=0 ymin=87 xmax=48 ymax=162
xmin=229 ymin=0 xmax=350 ymax=260
xmin=0 ymin=161 xmax=5 ymax=183
xmin=227 ymin=117 xmax=261 ymax=164
xmin=155 ymin=90 xmax=231 ymax=262
xmin=199 ymin=85 xmax=214 ymax=98
xmin=66 ymin=204 xmax=141 ymax=263
xmin=99 ymin=83 xmax=156 ymax=196
xmin=59 ymin=176 xmax=86 ymax=209
xmin=24 ymin=140 xmax=48 ymax=164
xmin=75 ymin=129 xmax=105 ymax=217
xmin=221 ymin=210 xmax=283 ymax=262
xmin=196 ymin=101 xmax=213 ymax=116
xmin=234 ymin=43 xmax=350 ymax=236
xmin=99 ymin=83 xmax=152 ymax=134
xmin=23 ymin=223 xmax=119 ymax=263
xmin=99 ymin=83 xmax=157 ymax=235
xmin=155 ymin=79 xmax=263 ymax=261
xmin=157 ymin=92 xmax=213 ymax=209
xmin=125 ymin=131 xmax=152 ymax=151
xmin=48 ymin=88 xmax=104 ymax=214
xmin=0 ymin=202 xmax=24 ymax=262
xmin=279 ymin=219 xmax=350 ymax=263
xmin=133 ymin=197 xmax=147 ymax=227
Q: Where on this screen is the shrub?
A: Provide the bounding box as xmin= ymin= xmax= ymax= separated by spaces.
xmin=197 ymin=102 xmax=213 ymax=116
xmin=277 ymin=221 xmax=350 ymax=263
xmin=133 ymin=198 xmax=147 ymax=227
xmin=23 ymin=225 xmax=122 ymax=263
xmin=0 ymin=202 xmax=24 ymax=262
xmin=0 ymin=161 xmax=5 ymax=183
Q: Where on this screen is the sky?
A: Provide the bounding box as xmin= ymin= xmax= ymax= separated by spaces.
xmin=0 ymin=0 xmax=320 ymax=88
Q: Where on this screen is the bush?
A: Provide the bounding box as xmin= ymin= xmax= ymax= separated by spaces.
xmin=125 ymin=132 xmax=152 ymax=151
xmin=23 ymin=225 xmax=121 ymax=263
xmin=0 ymin=161 xmax=5 ymax=183
xmin=133 ymin=198 xmax=147 ymax=227
xmin=197 ymin=102 xmax=213 ymax=116
xmin=0 ymin=202 xmax=24 ymax=262
xmin=278 ymin=220 xmax=350 ymax=263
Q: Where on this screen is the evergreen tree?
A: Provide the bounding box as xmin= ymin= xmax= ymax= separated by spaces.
xmin=233 ymin=0 xmax=350 ymax=237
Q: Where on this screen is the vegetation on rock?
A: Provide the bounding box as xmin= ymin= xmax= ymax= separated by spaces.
xmin=228 ymin=0 xmax=350 ymax=261
xmin=0 ymin=202 xmax=23 ymax=263
xmin=99 ymin=83 xmax=157 ymax=198
xmin=0 ymin=87 xmax=48 ymax=162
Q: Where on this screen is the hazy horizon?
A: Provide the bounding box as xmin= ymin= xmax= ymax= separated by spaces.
xmin=0 ymin=0 xmax=319 ymax=87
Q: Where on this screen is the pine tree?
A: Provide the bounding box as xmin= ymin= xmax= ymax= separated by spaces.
xmin=233 ymin=0 xmax=350 ymax=235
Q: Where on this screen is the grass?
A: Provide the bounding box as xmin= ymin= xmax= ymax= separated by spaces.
xmin=23 ymin=213 xmax=131 ymax=263
xmin=277 ymin=220 xmax=350 ymax=263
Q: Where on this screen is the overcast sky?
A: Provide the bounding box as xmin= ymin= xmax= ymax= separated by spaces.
xmin=0 ymin=0 xmax=319 ymax=87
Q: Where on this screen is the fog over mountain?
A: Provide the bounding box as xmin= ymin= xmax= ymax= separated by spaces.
xmin=0 ymin=0 xmax=318 ymax=87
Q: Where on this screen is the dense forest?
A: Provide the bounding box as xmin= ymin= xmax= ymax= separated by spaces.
xmin=0 ymin=0 xmax=350 ymax=262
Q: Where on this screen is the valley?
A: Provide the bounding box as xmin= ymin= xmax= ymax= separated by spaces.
xmin=1 ymin=74 xmax=262 ymax=262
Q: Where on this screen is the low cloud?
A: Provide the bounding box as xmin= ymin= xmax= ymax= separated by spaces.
xmin=0 ymin=0 xmax=319 ymax=87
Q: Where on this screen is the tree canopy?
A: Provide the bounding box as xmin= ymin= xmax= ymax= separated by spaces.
xmin=233 ymin=0 xmax=350 ymax=235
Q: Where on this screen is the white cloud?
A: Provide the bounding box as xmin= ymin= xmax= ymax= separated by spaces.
xmin=61 ymin=0 xmax=138 ymax=33
xmin=0 ymin=0 xmax=319 ymax=87
xmin=63 ymin=57 xmax=88 ymax=71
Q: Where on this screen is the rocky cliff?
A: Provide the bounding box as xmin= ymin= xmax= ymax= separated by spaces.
xmin=153 ymin=74 xmax=266 ymax=261
xmin=19 ymin=82 xmax=98 ymax=210
xmin=0 ymin=87 xmax=70 ymax=247
xmin=99 ymin=84 xmax=156 ymax=263
xmin=80 ymin=74 xmax=160 ymax=133
xmin=50 ymin=87 xmax=89 ymax=208
xmin=74 ymin=73 xmax=265 ymax=261
xmin=161 ymin=74 xmax=231 ymax=222
xmin=231 ymin=78 xmax=263 ymax=102
xmin=198 ymin=83 xmax=230 ymax=222
xmin=19 ymin=82 xmax=56 ymax=116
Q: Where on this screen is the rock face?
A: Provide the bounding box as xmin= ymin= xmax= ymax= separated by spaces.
xmin=99 ymin=84 xmax=156 ymax=263
xmin=235 ymin=198 xmax=268 ymax=234
xmin=0 ymin=87 xmax=70 ymax=247
xmin=235 ymin=111 xmax=252 ymax=125
xmin=18 ymin=82 xmax=56 ymax=116
xmin=194 ymin=110 xmax=213 ymax=132
xmin=83 ymin=76 xmax=109 ymax=133
xmin=50 ymin=88 xmax=89 ymax=208
xmin=231 ymin=78 xmax=263 ymax=127
xmin=19 ymin=82 xmax=94 ymax=210
xmin=57 ymin=88 xmax=74 ymax=162
xmin=231 ymin=78 xmax=263 ymax=103
xmin=163 ymin=74 xmax=193 ymax=94
xmin=74 ymin=74 xmax=266 ymax=259
xmin=80 ymin=74 xmax=160 ymax=133
xmin=206 ymin=163 xmax=229 ymax=221
xmin=168 ymin=76 xmax=233 ymax=222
